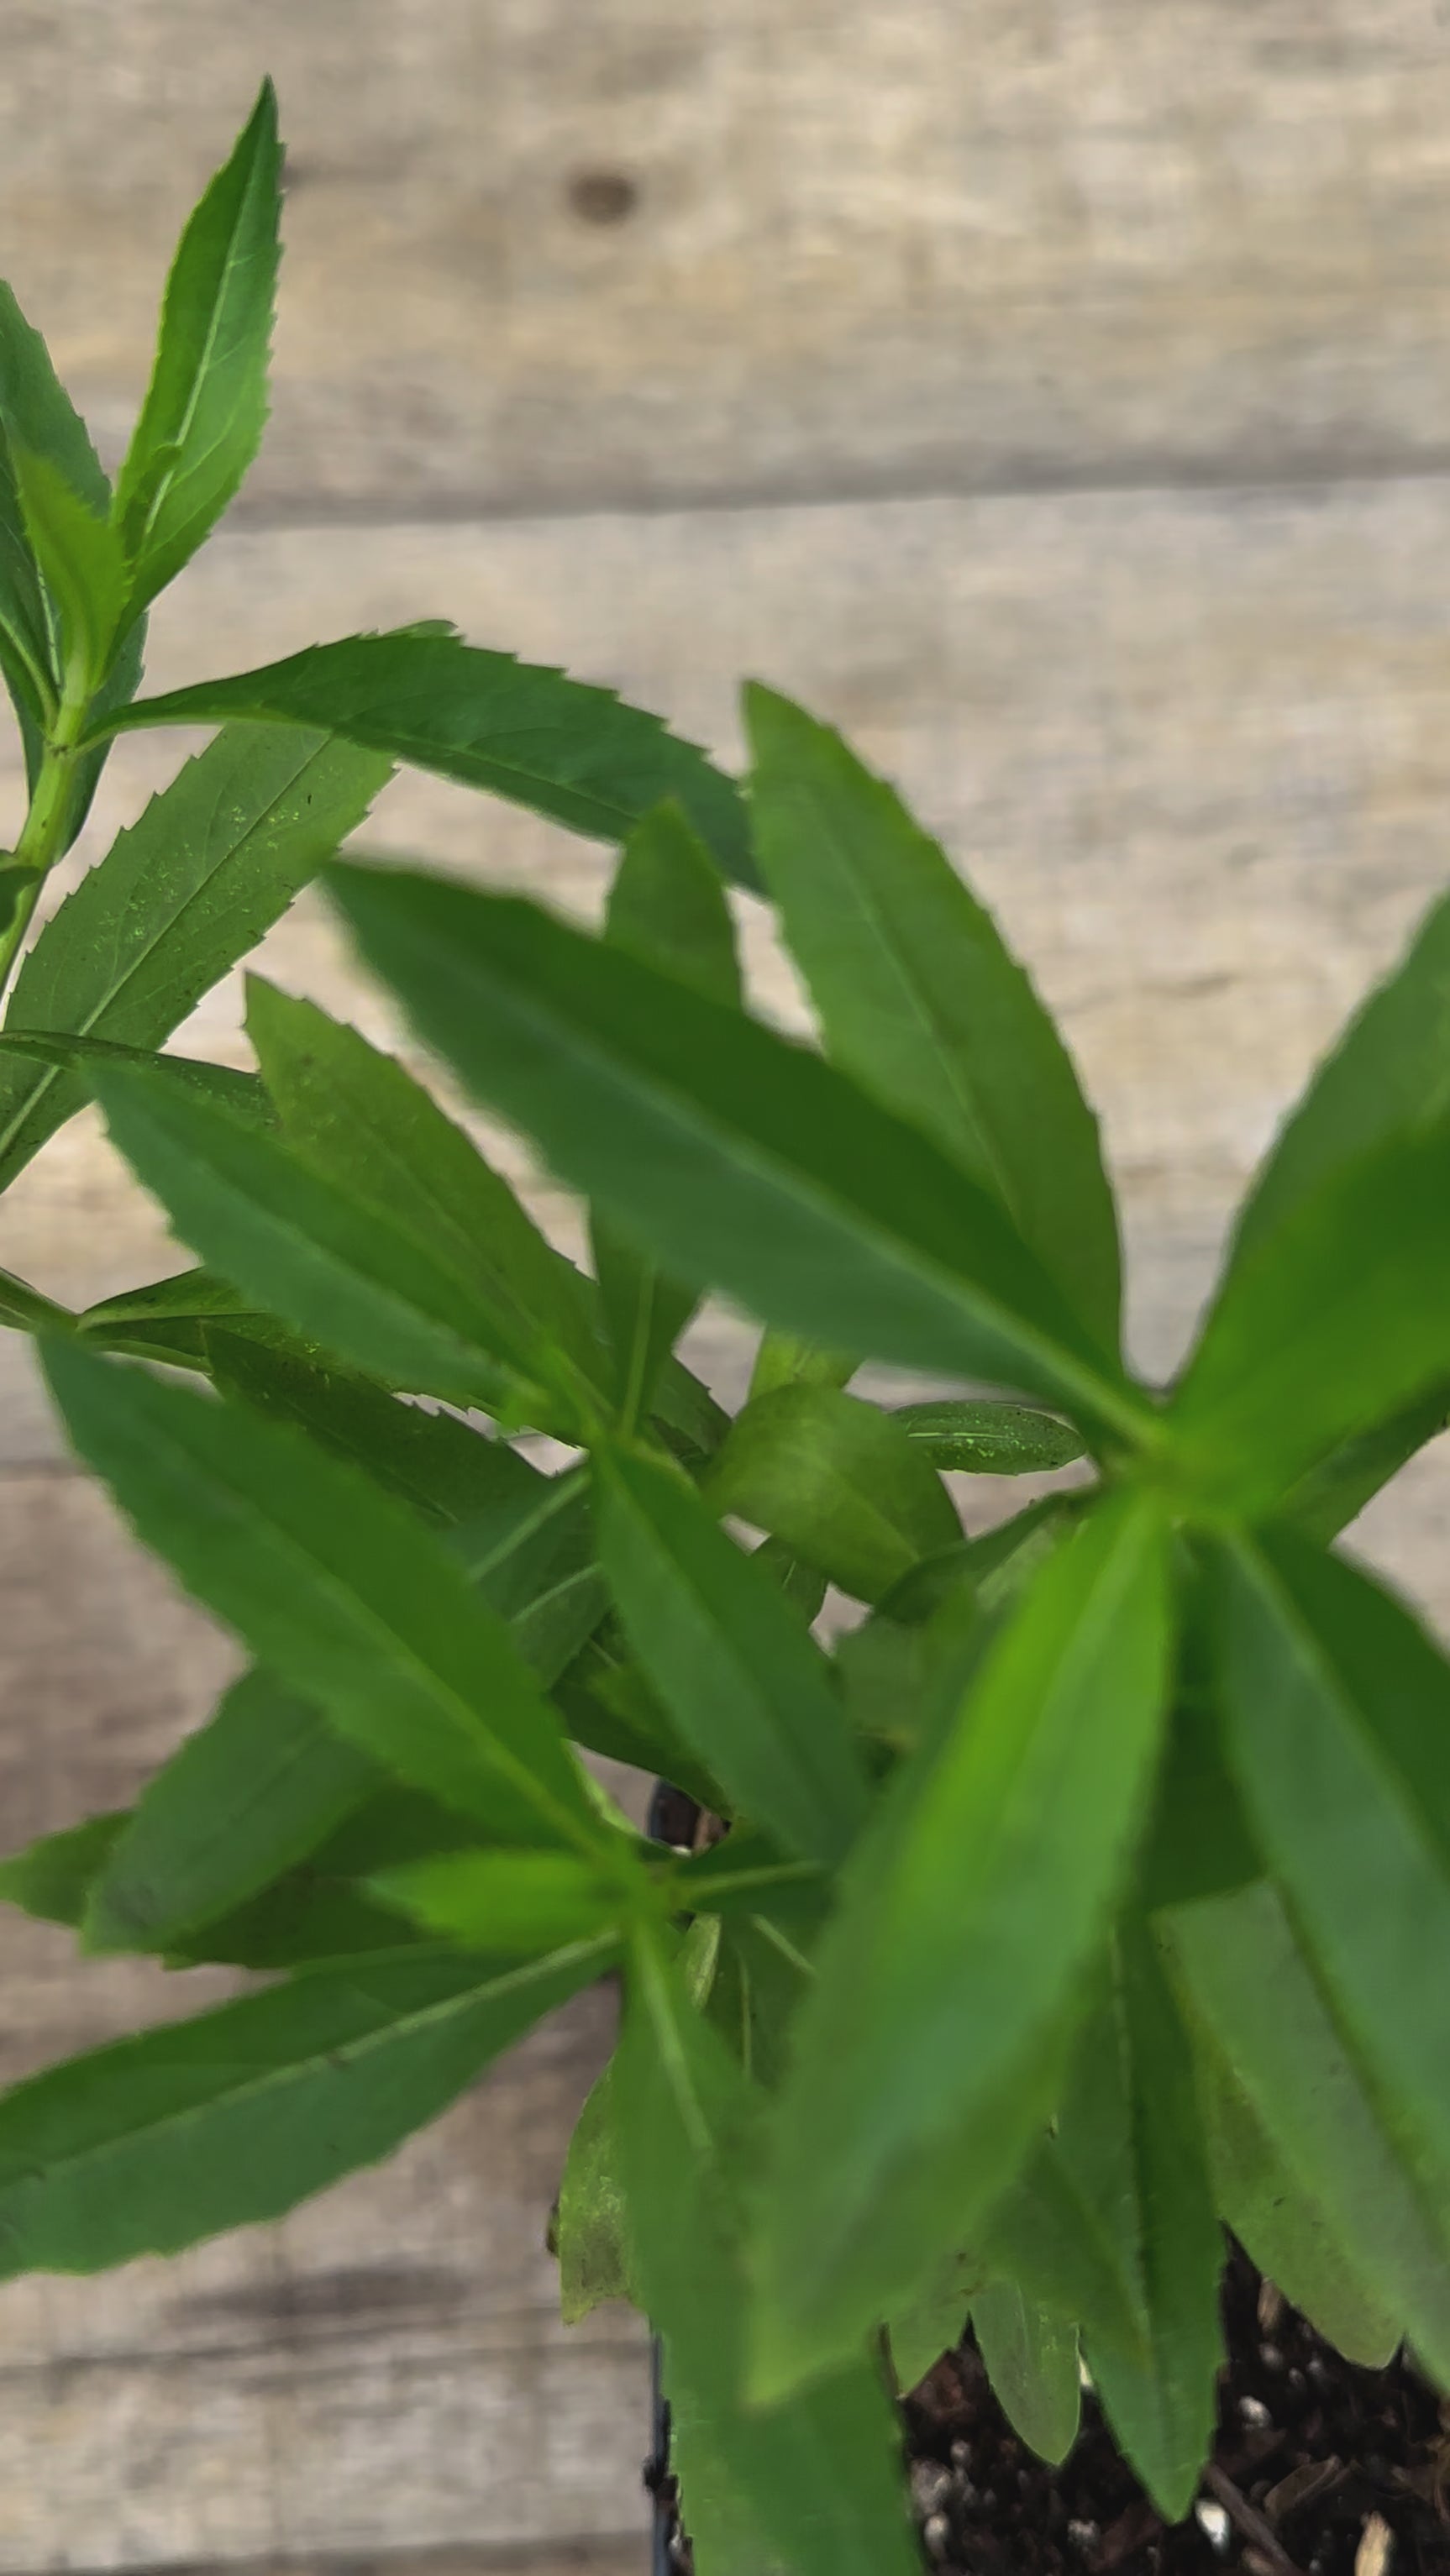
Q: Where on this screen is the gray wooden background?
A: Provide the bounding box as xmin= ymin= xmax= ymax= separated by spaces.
xmin=5 ymin=3 xmax=1450 ymax=2568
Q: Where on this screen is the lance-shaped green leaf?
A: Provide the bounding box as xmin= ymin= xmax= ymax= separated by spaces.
xmin=607 ymin=800 xmax=743 ymax=998
xmin=0 ymin=278 xmax=110 ymax=732
xmin=1137 ymin=1691 xmax=1259 ymax=1914
xmin=746 ymin=686 xmax=1122 ymax=1351
xmin=1161 ymin=1880 xmax=1450 ymax=2385
xmin=0 ymin=282 xmax=109 ymax=514
xmin=594 ymin=1443 xmax=868 ymax=1867
xmin=674 ymin=1834 xmax=827 ymax=1931
xmin=617 ymin=1930 xmax=920 ymax=2576
xmin=129 ymin=1778 xmax=526 ymax=1975
xmin=169 ymin=1876 xmax=421 ymax=1974
xmin=1053 ymin=1927 xmax=1222 ymax=2518
xmin=1168 ymin=1125 xmax=1450 ymax=1514
xmin=74 ymin=1267 xmax=293 ymax=1373
xmin=171 ymin=1788 xmax=472 ymax=1971
xmin=842 ymin=1505 xmax=1077 ymax=1773
xmin=460 ymin=1524 xmax=606 ymax=1689
xmin=0 ymin=509 xmax=49 ymax=748
xmin=1231 ymin=884 xmax=1450 ymax=1274
xmin=970 ymin=2286 xmax=1080 ymax=2467
xmin=0 ymin=1770 xmax=476 ymax=1975
xmin=0 ymin=1266 xmax=73 ymax=1335
xmin=327 ymin=865 xmax=1152 ymax=1445
xmin=551 ymin=1628 xmax=727 ymax=1816
xmin=555 ymin=2061 xmax=635 ymax=2323
xmin=701 ymin=1909 xmax=821 ymax=2098
xmin=1214 ymin=1533 xmax=1450 ymax=2237
xmin=591 ymin=802 xmax=740 ymax=1429
xmin=886 ymin=2250 xmax=984 ymax=2395
xmin=87 ymin=630 xmax=754 ymax=879
xmin=13 ymin=448 xmax=129 ymax=690
xmin=650 ymin=1354 xmax=731 ymax=1468
xmin=202 ymin=1334 xmax=541 ymax=1528
xmin=707 ymin=1383 xmax=959 ymax=1604
xmin=982 ymin=2130 xmax=1148 ymax=2365
xmin=370 ymin=1849 xmax=626 ymax=1954
xmin=1195 ymin=2018 xmax=1400 ymax=2369
xmin=0 ymin=1813 xmax=126 ymax=1927
xmin=754 ymin=1493 xmax=1174 ymax=2395
xmin=1279 ymin=1388 xmax=1450 ymax=1545
xmin=0 ymin=725 xmax=391 ymax=1192
xmin=1 ymin=1796 xmax=442 ymax=1974
xmin=208 ymin=1351 xmax=605 ymax=1698
xmin=246 ymin=978 xmax=604 ymax=1406
xmin=891 ymin=1398 xmax=1085 ymax=1477
xmin=113 ymin=82 xmax=280 ymax=616
xmin=0 ymin=450 xmax=53 ymax=741
xmin=0 ymin=1029 xmax=271 ymax=1123
xmin=43 ymin=1338 xmax=603 ymax=1855
xmin=748 ymin=1332 xmax=858 ymax=1401
xmin=754 ymin=1535 xmax=829 ymax=1628
xmin=90 ymin=1065 xmax=565 ymax=1422
xmin=63 ymin=615 xmax=148 ymax=856
xmin=82 ymin=1667 xmax=376 ymax=1955
xmin=0 ymin=1939 xmax=609 ymax=2280
xmin=84 ymin=1453 xmax=602 ymax=1961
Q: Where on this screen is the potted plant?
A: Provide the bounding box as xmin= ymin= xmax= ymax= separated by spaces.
xmin=4 ymin=85 xmax=1450 ymax=2576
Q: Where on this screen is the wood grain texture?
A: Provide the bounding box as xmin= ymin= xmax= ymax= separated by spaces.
xmin=9 ymin=477 xmax=1450 ymax=1401
xmin=4 ymin=0 xmax=1450 ymax=515
xmin=7 ymin=8 xmax=1450 ymax=2563
xmin=6 ymin=475 xmax=1450 ymax=2557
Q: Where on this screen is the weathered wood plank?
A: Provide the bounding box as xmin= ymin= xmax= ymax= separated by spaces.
xmin=4 ymin=1 xmax=1450 ymax=514
xmin=8 ymin=475 xmax=1450 ymax=1402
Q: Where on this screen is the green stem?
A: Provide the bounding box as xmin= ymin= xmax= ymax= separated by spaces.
xmin=0 ymin=680 xmax=91 ymax=1004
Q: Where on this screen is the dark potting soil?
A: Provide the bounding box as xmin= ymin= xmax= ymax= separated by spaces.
xmin=649 ymin=2248 xmax=1450 ymax=2576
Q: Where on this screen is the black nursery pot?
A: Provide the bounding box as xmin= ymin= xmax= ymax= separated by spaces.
xmin=645 ymin=2342 xmax=678 ymax=2576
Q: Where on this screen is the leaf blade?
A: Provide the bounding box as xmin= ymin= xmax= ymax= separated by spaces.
xmin=91 ymin=632 xmax=754 ymax=879
xmin=1168 ymin=1126 xmax=1450 ymax=1514
xmin=590 ymin=801 xmax=741 ymax=1427
xmin=890 ymin=1397 xmax=1085 ymax=1476
xmin=209 ymin=1332 xmax=518 ymax=1496
xmin=0 ymin=1941 xmax=607 ymax=2278
xmin=43 ymin=1339 xmax=602 ymax=1854
xmin=0 ymin=725 xmax=391 ymax=1191
xmin=327 ymin=864 xmax=1149 ymax=1443
xmin=1215 ymin=1534 xmax=1450 ymax=2238
xmin=1195 ymin=2018 xmax=1400 ymax=2369
xmin=113 ymin=81 xmax=281 ymax=613
xmin=746 ymin=685 xmax=1122 ymax=1350
xmin=594 ymin=1443 xmax=869 ymax=1866
xmin=90 ymin=1063 xmax=564 ymax=1420
xmin=81 ymin=1666 xmax=375 ymax=1954
xmin=707 ymin=1382 xmax=960 ymax=1603
xmin=1231 ymin=884 xmax=1450 ymax=1271
xmin=1162 ymin=1880 xmax=1450 ymax=2385
xmin=755 ymin=1493 xmax=1174 ymax=2391
xmin=246 ymin=978 xmax=604 ymax=1409
xmin=12 ymin=448 xmax=129 ymax=690
xmin=617 ymin=1931 xmax=920 ymax=2576
xmin=1054 ymin=1927 xmax=1223 ymax=2518
xmin=970 ymin=2285 xmax=1081 ymax=2467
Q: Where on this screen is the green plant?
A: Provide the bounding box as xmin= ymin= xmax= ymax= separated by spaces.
xmin=3 ymin=86 xmax=1450 ymax=2576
